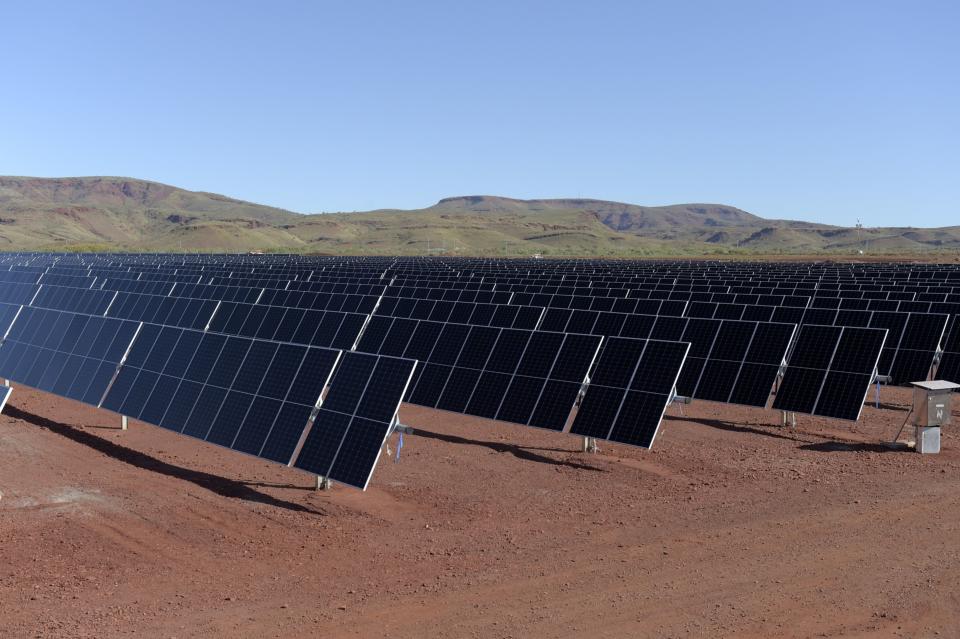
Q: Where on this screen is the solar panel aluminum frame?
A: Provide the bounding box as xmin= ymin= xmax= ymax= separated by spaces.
xmin=95 ymin=321 xmax=145 ymax=408
xmin=350 ymin=290 xmax=389 ymax=351
xmin=288 ymin=355 xmax=417 ymax=491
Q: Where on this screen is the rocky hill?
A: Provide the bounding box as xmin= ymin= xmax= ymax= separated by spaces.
xmin=0 ymin=177 xmax=957 ymax=256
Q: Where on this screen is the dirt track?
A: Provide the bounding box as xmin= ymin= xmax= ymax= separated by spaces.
xmin=2 ymin=385 xmax=960 ymax=638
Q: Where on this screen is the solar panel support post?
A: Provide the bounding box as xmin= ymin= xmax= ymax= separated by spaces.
xmin=121 ymin=415 xmax=128 ymax=431
xmin=315 ymin=475 xmax=331 ymax=491
xmin=582 ymin=437 xmax=599 ymax=454
xmin=671 ymin=394 xmax=693 ymax=417
xmin=780 ymin=411 xmax=797 ymax=428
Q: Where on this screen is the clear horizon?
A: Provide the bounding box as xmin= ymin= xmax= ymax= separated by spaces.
xmin=2 ymin=1 xmax=957 ymax=227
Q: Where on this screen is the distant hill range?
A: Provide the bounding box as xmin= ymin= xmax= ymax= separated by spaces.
xmin=0 ymin=176 xmax=957 ymax=256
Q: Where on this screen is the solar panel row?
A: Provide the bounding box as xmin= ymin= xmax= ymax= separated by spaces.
xmin=0 ymin=304 xmax=416 ymax=490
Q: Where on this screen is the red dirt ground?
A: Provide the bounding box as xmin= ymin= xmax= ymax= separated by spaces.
xmin=2 ymin=384 xmax=960 ymax=638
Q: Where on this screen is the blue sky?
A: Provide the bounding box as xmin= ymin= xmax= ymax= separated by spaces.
xmin=2 ymin=1 xmax=957 ymax=226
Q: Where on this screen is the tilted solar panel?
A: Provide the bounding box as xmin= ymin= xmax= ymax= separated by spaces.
xmin=570 ymin=338 xmax=690 ymax=448
xmin=100 ymin=324 xmax=344 ymax=465
xmin=0 ymin=307 xmax=139 ymax=406
xmin=772 ymin=325 xmax=887 ymax=421
xmin=293 ymin=351 xmax=416 ymax=489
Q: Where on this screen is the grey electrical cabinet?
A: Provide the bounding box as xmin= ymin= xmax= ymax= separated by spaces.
xmin=911 ymin=381 xmax=959 ymax=427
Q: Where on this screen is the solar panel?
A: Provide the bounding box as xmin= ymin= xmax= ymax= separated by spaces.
xmin=935 ymin=316 xmax=960 ymax=385
xmin=293 ymin=352 xmax=416 ymax=489
xmin=570 ymin=337 xmax=690 ymax=448
xmin=357 ymin=316 xmax=603 ymax=432
xmin=0 ymin=307 xmax=138 ymax=406
xmin=772 ymin=325 xmax=887 ymax=420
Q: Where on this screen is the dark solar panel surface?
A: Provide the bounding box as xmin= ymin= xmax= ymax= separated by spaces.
xmin=772 ymin=325 xmax=887 ymax=420
xmin=293 ymin=352 xmax=416 ymax=489
xmin=570 ymin=337 xmax=689 ymax=448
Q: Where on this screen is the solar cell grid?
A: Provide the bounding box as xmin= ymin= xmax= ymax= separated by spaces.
xmin=773 ymin=325 xmax=887 ymax=420
xmin=570 ymin=337 xmax=689 ymax=448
